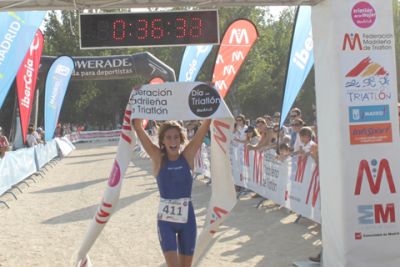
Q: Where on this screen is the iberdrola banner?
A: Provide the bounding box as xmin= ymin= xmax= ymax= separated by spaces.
xmin=75 ymin=82 xmax=236 ymax=267
xmin=0 ymin=11 xmax=46 ymax=109
xmin=312 ymin=1 xmax=400 ymax=266
xmin=280 ymin=6 xmax=314 ymax=127
xmin=179 ymin=45 xmax=213 ymax=82
xmin=44 ymin=56 xmax=74 ymax=141
xmin=212 ymin=19 xmax=258 ymax=98
xmin=16 ymin=30 xmax=44 ymax=144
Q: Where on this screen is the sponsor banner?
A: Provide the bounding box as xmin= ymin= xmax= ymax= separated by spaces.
xmin=128 ymin=82 xmax=233 ymax=120
xmin=44 ymin=56 xmax=74 ymax=141
xmin=212 ymin=19 xmax=258 ymax=98
xmin=40 ymin=52 xmax=176 ymax=82
xmin=76 ymin=82 xmax=236 ymax=266
xmin=66 ymin=130 xmax=122 ymax=143
xmin=230 ymin=143 xmax=321 ymax=222
xmin=16 ymin=30 xmax=44 ymax=143
xmin=0 ymin=11 xmax=46 ymax=108
xmin=179 ymin=45 xmax=213 ymax=82
xmin=313 ymin=0 xmax=400 ymax=266
xmin=280 ymin=6 xmax=314 ymax=127
xmin=348 ymin=104 xmax=389 ymax=123
xmin=349 ymin=123 xmax=392 ymax=144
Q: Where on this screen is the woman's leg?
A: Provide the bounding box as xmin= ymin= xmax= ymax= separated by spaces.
xmin=178 ymin=254 xmax=193 ymax=267
xmin=163 ymin=251 xmax=179 ymax=267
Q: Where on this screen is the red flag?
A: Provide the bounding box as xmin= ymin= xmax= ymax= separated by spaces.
xmin=16 ymin=30 xmax=44 ymax=143
xmin=212 ymin=19 xmax=258 ymax=98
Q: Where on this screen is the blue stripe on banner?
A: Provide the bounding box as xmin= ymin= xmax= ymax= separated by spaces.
xmin=0 ymin=11 xmax=46 ymax=108
xmin=280 ymin=6 xmax=314 ymax=127
xmin=178 ymin=45 xmax=212 ymax=82
xmin=44 ymin=56 xmax=74 ymax=141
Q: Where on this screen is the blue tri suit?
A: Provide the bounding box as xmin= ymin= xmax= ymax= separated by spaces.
xmin=156 ymin=154 xmax=196 ymax=256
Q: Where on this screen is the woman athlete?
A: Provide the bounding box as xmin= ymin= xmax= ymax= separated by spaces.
xmin=132 ymin=119 xmax=211 ymax=267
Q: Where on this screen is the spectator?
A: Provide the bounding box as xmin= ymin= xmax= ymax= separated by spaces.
xmin=247 ymin=117 xmax=271 ymax=150
xmin=297 ymin=126 xmax=317 ymax=157
xmin=276 ymin=142 xmax=291 ymax=161
xmin=26 ymin=126 xmax=38 ymax=147
xmin=244 ymin=125 xmax=260 ymax=145
xmin=290 ymin=107 xmax=302 ymax=122
xmin=233 ymin=114 xmax=248 ymax=144
xmin=290 ymin=118 xmax=305 ymax=152
xmin=36 ymin=127 xmax=45 ymax=143
xmin=0 ymin=126 xmax=10 ymax=158
xmin=263 ymin=114 xmax=273 ymax=127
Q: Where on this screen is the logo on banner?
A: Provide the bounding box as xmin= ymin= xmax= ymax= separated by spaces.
xmin=343 ymin=33 xmax=363 ymax=51
xmin=358 ymin=203 xmax=395 ymax=224
xmin=351 ymin=1 xmax=376 ymax=28
xmin=209 ymin=206 xmax=228 ymax=234
xmin=293 ymin=29 xmax=313 ymax=70
xmin=348 ymin=105 xmax=390 ymax=123
xmin=108 ymin=160 xmax=121 ymax=187
xmin=342 ymin=33 xmax=393 ymax=51
xmin=189 ymin=84 xmax=221 ymax=117
xmin=354 ymin=159 xmax=396 ymax=195
xmin=345 ymin=57 xmax=390 ymax=104
xmin=349 ymin=123 xmax=392 ymax=144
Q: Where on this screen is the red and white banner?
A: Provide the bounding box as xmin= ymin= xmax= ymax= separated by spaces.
xmin=212 ymin=19 xmax=258 ymax=98
xmin=231 ymin=142 xmax=321 ymax=222
xmin=312 ymin=1 xmax=400 ymax=266
xmin=16 ymin=30 xmax=43 ymax=143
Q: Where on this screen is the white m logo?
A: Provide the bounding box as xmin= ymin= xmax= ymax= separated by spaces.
xmin=229 ymin=28 xmax=249 ymax=44
xmin=223 ymin=65 xmax=236 ymax=76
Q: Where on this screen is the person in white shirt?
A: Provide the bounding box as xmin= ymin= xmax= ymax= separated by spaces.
xmin=298 ymin=126 xmax=316 ymax=155
xmin=233 ymin=114 xmax=248 ymax=144
xmin=26 ymin=126 xmax=38 ymax=147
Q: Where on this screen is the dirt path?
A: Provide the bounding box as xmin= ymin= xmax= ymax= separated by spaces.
xmin=0 ymin=141 xmax=321 ymax=267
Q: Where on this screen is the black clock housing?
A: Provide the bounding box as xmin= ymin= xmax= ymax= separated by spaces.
xmin=80 ymin=10 xmax=219 ymax=49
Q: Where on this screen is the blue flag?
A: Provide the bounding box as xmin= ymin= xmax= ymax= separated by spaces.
xmin=44 ymin=56 xmax=74 ymax=141
xmin=0 ymin=11 xmax=46 ymax=108
xmin=179 ymin=45 xmax=212 ymax=82
xmin=280 ymin=6 xmax=314 ymax=127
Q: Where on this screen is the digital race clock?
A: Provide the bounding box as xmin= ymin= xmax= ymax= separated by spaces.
xmin=79 ymin=10 xmax=219 ymax=49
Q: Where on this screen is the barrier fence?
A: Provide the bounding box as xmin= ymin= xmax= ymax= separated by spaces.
xmin=0 ymin=138 xmax=75 ymax=197
xmin=230 ymin=141 xmax=321 ymax=223
xmin=67 ymin=130 xmax=121 ymax=143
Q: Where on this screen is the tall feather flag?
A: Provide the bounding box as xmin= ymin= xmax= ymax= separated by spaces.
xmin=279 ymin=6 xmax=314 ymax=127
xmin=212 ymin=19 xmax=258 ymax=98
xmin=16 ymin=30 xmax=44 ymax=143
xmin=0 ymin=11 xmax=46 ymax=109
xmin=179 ymin=45 xmax=213 ymax=82
xmin=44 ymin=56 xmax=74 ymax=141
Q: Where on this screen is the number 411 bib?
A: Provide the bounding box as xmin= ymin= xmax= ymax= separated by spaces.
xmin=158 ymin=197 xmax=190 ymax=223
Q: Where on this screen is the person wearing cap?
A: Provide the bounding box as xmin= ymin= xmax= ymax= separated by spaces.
xmin=0 ymin=126 xmax=10 ymax=158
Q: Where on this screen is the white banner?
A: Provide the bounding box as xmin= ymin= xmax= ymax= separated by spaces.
xmin=230 ymin=142 xmax=321 ymax=223
xmin=313 ymin=1 xmax=400 ymax=266
xmin=75 ymin=82 xmax=236 ymax=266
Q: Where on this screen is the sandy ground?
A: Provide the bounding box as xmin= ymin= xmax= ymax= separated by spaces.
xmin=0 ymin=141 xmax=321 ymax=267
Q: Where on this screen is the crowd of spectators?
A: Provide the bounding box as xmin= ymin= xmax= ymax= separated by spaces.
xmin=232 ymin=106 xmax=319 ymax=163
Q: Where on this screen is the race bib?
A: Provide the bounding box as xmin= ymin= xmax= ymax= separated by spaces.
xmin=158 ymin=197 xmax=190 ymax=223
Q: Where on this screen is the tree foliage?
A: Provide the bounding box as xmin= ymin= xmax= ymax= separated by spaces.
xmin=3 ymin=4 xmax=398 ymax=131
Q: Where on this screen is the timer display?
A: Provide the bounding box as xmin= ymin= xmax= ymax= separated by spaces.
xmin=80 ymin=10 xmax=219 ymax=49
